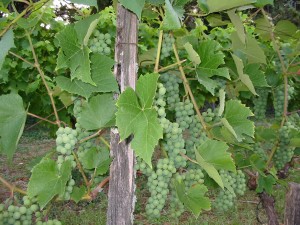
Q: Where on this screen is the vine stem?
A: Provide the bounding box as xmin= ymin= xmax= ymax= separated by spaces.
xmin=154 ymin=30 xmax=164 ymax=73
xmin=9 ymin=51 xmax=35 ymax=67
xmin=0 ymin=0 xmax=50 ymax=37
xmin=179 ymin=152 xmax=198 ymax=164
xmin=90 ymin=177 xmax=110 ymax=199
xmin=72 ymin=151 xmax=90 ymax=194
xmin=26 ymin=31 xmax=61 ymax=127
xmin=27 ymin=112 xmax=57 ymax=125
xmin=157 ymin=60 xmax=187 ymax=72
xmin=0 ymin=175 xmax=27 ymax=195
xmin=266 ymin=140 xmax=280 ymax=169
xmin=172 ymin=42 xmax=210 ymax=136
xmin=261 ymin=9 xmax=288 ymax=127
xmin=79 ymin=129 xmax=105 ymax=144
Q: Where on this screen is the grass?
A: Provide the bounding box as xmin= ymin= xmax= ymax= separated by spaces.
xmin=1 ymin=125 xmax=299 ymax=225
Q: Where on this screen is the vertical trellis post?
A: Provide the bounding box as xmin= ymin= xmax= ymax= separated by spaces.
xmin=106 ymin=3 xmax=138 ymax=225
xmin=284 ymin=182 xmax=300 ymax=225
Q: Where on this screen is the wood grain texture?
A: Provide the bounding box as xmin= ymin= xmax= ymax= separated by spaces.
xmin=284 ymin=182 xmax=300 ymax=225
xmin=106 ymin=4 xmax=138 ymax=225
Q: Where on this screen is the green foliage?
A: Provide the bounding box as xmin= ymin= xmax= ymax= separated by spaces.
xmin=0 ymin=93 xmax=27 ymax=159
xmin=174 ymin=180 xmax=211 ymax=218
xmin=119 ymin=0 xmax=145 ymax=20
xmin=28 ymin=159 xmax=72 ymax=208
xmin=116 ymin=73 xmax=163 ymax=167
xmin=0 ymin=29 xmax=15 ymax=70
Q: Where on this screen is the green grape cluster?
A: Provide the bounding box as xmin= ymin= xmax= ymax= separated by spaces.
xmin=273 ymin=121 xmax=296 ymax=169
xmin=161 ymin=33 xmax=175 ymax=59
xmin=160 ymin=73 xmax=181 ymax=110
xmin=252 ymin=142 xmax=268 ymax=161
xmin=88 ymin=30 xmax=112 ymax=55
xmin=175 ymin=100 xmax=194 ymax=130
xmin=214 ymin=189 xmax=236 ymax=211
xmin=182 ymin=169 xmax=205 ymax=187
xmin=145 ymin=158 xmax=176 ymax=218
xmin=214 ymin=170 xmax=246 ymax=211
xmin=202 ymin=108 xmax=219 ymax=123
xmin=60 ymin=178 xmax=76 ymax=200
xmin=56 ymin=127 xmax=78 ymax=156
xmin=273 ymin=84 xmax=294 ymax=118
xmin=168 ymin=189 xmax=185 ymax=218
xmin=253 ymin=88 xmax=269 ymax=120
xmin=134 ymin=157 xmax=152 ymax=176
xmin=0 ymin=196 xmax=61 ymax=225
xmin=154 ymin=83 xmax=167 ymax=118
xmin=162 ymin=121 xmax=187 ymax=168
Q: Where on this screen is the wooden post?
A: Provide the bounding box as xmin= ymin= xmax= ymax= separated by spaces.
xmin=259 ymin=191 xmax=279 ymax=225
xmin=284 ymin=182 xmax=300 ymax=225
xmin=106 ymin=4 xmax=138 ymax=225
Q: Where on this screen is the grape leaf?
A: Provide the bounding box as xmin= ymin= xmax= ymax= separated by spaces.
xmin=196 ymin=139 xmax=236 ymax=173
xmin=80 ymin=147 xmax=111 ymax=175
xmin=232 ymin=54 xmax=257 ymax=95
xmin=146 ymin=0 xmax=164 ymax=5
xmin=56 ymin=25 xmax=94 ymax=85
xmin=223 ymin=100 xmax=254 ymax=142
xmin=244 ymin=64 xmax=269 ymax=87
xmin=162 ymin=0 xmax=192 ymax=30
xmin=254 ymin=17 xmax=272 ymax=41
xmin=119 ymin=0 xmax=145 ymax=20
xmin=78 ymin=94 xmax=116 ymax=130
xmin=195 ymin=153 xmax=223 ymax=188
xmin=231 ymin=32 xmax=267 ymax=64
xmin=0 ymin=29 xmax=15 ymax=70
xmin=74 ymin=14 xmax=100 ymax=45
xmin=256 ymin=174 xmax=276 ymax=194
xmin=27 ymin=159 xmax=72 ymax=209
xmin=184 ymin=42 xmax=201 ymax=66
xmin=198 ymin=0 xmax=255 ymax=13
xmin=218 ymin=89 xmax=225 ymax=116
xmin=0 ymin=94 xmax=27 ymax=159
xmin=174 ymin=180 xmax=210 ymax=218
xmin=227 ymin=9 xmax=245 ymax=44
xmin=254 ymin=0 xmax=274 ymax=7
xmin=195 ymin=40 xmax=230 ymax=95
xmin=274 ymin=20 xmax=297 ymax=40
xmin=116 ymin=73 xmax=163 ymax=167
xmin=71 ymin=186 xmax=86 ymax=203
xmin=56 ymin=54 xmax=118 ymax=99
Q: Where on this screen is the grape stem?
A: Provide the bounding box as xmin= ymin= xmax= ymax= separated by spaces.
xmin=172 ymin=42 xmax=211 ymax=137
xmin=72 ymin=151 xmax=91 ymax=194
xmin=79 ymin=129 xmax=105 ymax=144
xmin=154 ymin=30 xmax=164 ymax=73
xmin=26 ymin=31 xmax=61 ymax=127
xmin=27 ymin=112 xmax=57 ymax=125
xmin=90 ymin=177 xmax=110 ymax=199
xmin=0 ymin=175 xmax=27 ymax=196
xmin=157 ymin=60 xmax=187 ymax=73
xmin=179 ymin=152 xmax=198 ymax=164
xmin=9 ymin=51 xmax=35 ymax=67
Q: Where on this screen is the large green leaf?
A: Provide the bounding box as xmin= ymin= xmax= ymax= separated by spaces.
xmin=162 ymin=0 xmax=191 ymax=30
xmin=80 ymin=147 xmax=111 ymax=175
xmin=244 ymin=64 xmax=269 ymax=87
xmin=74 ymin=14 xmax=100 ymax=45
xmin=196 ymin=140 xmax=236 ymax=172
xmin=231 ymin=32 xmax=267 ymax=64
xmin=0 ymin=94 xmax=27 ymax=159
xmin=119 ymin=0 xmax=145 ymax=20
xmin=27 ymin=159 xmax=72 ymax=209
xmin=223 ymin=100 xmax=254 ymax=142
xmin=116 ymin=73 xmax=163 ymax=167
xmin=71 ymin=186 xmax=86 ymax=203
xmin=274 ymin=20 xmax=298 ymax=40
xmin=254 ymin=17 xmax=272 ymax=41
xmin=198 ymin=0 xmax=256 ymax=13
xmin=196 ymin=40 xmax=230 ymax=95
xmin=232 ymin=54 xmax=257 ymax=95
xmin=78 ymin=94 xmax=116 ymax=130
xmin=227 ymin=9 xmax=245 ymax=44
xmin=174 ymin=180 xmax=210 ymax=218
xmin=56 ymin=25 xmax=93 ymax=85
xmin=256 ymin=174 xmax=276 ymax=194
xmin=184 ymin=42 xmax=201 ymax=66
xmin=56 ymin=54 xmax=118 ymax=99
xmin=0 ymin=29 xmax=15 ymax=70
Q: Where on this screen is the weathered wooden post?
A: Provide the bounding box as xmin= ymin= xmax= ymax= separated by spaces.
xmin=284 ymin=182 xmax=300 ymax=225
xmin=106 ymin=3 xmax=138 ymax=225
